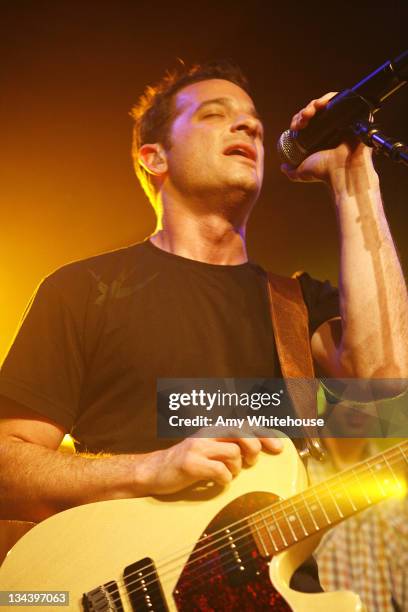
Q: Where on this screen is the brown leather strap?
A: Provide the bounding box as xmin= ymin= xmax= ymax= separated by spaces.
xmin=267 ymin=273 xmax=315 ymax=378
xmin=267 ymin=272 xmax=323 ymax=454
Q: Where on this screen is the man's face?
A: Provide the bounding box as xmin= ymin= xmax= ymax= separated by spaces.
xmin=164 ymin=79 xmax=264 ymax=208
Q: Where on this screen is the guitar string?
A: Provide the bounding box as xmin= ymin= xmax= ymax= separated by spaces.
xmin=105 ymin=443 xmax=408 ymax=604
xmin=98 ymin=443 xmax=408 ymax=605
xmin=97 ymin=442 xmax=408 ymax=604
xmin=106 ymin=450 xmax=408 ymax=607
xmin=118 ymin=439 xmax=407 ymax=586
xmin=110 ymin=482 xmax=403 ymax=608
xmin=173 ymin=445 xmax=408 ymax=601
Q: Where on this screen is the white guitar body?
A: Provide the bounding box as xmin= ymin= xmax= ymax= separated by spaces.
xmin=0 ymin=439 xmax=364 ymax=611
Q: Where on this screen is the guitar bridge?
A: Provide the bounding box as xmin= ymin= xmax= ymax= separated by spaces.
xmin=82 ymin=580 xmax=123 ymax=611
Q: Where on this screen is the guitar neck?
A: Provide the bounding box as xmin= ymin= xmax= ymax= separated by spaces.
xmin=250 ymin=440 xmax=408 ymax=554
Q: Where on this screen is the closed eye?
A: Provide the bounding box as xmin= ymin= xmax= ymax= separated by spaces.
xmin=203 ymin=112 xmax=224 ymax=118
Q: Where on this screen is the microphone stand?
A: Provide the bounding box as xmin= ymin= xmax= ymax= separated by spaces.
xmin=353 ymin=119 xmax=408 ymax=167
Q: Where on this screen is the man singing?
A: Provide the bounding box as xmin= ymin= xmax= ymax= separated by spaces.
xmin=0 ymin=61 xmax=406 ymax=525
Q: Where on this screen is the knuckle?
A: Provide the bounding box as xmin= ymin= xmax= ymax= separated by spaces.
xmin=229 ymin=455 xmax=242 ymax=474
xmin=251 ymin=437 xmax=262 ymax=452
xmin=187 ymin=437 xmax=205 ymax=453
xmin=229 ymin=443 xmax=241 ymax=458
xmin=213 ymin=463 xmax=227 ymax=479
xmin=180 ymin=450 xmax=194 ymax=473
xmin=183 ymin=437 xmax=195 ymax=450
xmin=234 ymin=457 xmax=243 ymax=473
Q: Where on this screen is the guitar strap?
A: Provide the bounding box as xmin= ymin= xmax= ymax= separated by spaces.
xmin=267 ymin=272 xmax=325 ymax=460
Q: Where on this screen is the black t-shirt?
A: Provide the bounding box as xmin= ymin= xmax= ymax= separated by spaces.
xmin=0 ymin=240 xmax=339 ymax=453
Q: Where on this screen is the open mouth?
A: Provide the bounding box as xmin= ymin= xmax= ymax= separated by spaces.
xmin=223 ymin=143 xmax=256 ymax=162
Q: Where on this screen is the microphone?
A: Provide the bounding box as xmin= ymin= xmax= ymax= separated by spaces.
xmin=278 ymin=50 xmax=408 ymax=167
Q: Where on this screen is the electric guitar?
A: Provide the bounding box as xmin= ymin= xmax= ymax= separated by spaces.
xmin=0 ymin=438 xmax=407 ymax=611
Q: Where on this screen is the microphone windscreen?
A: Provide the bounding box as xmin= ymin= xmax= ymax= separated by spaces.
xmin=277 ymin=130 xmax=307 ymax=166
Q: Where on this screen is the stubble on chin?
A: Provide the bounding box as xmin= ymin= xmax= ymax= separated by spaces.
xmin=216 ymin=180 xmax=260 ymax=224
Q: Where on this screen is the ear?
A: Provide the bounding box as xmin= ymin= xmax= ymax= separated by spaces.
xmin=138 ymin=143 xmax=168 ymax=177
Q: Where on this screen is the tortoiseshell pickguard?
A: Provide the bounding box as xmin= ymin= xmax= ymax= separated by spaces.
xmin=173 ymin=492 xmax=291 ymax=611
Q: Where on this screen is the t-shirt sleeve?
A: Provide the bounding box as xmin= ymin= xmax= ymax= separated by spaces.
xmin=0 ymin=277 xmax=84 ymax=431
xmin=297 ymin=271 xmax=340 ymax=336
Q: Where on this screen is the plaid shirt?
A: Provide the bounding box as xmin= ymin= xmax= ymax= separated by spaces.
xmin=308 ymin=447 xmax=408 ymax=612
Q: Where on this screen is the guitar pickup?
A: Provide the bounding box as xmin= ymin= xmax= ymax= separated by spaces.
xmin=124 ymin=557 xmax=168 ymax=611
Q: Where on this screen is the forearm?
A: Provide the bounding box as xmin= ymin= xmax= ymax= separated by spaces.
xmin=330 ymin=154 xmax=408 ymax=378
xmin=0 ymin=434 xmax=283 ymax=523
xmin=0 ymin=439 xmax=156 ymax=522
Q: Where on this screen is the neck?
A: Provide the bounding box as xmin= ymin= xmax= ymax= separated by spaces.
xmin=149 ymin=182 xmax=257 ymax=264
xmin=151 ymin=200 xmax=249 ymax=265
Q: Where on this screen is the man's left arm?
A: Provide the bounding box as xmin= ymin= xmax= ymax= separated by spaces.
xmin=283 ymin=94 xmax=408 ymax=380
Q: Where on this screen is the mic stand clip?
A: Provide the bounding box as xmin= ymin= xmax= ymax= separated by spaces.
xmin=353 ymin=119 xmax=408 ymax=167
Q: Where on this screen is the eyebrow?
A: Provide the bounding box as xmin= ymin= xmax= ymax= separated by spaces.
xmin=194 ymin=97 xmax=262 ymax=122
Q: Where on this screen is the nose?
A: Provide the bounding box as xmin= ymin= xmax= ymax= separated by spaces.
xmin=231 ymin=114 xmax=263 ymax=140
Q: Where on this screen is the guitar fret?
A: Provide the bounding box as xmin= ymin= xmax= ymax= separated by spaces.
xmin=366 ymin=460 xmax=387 ymax=497
xmin=262 ymin=511 xmax=279 ymax=553
xmin=384 ymin=455 xmax=401 ymax=486
xmin=253 ymin=517 xmax=269 ymax=557
xmin=301 ymin=491 xmax=319 ymax=531
xmin=351 ymin=468 xmax=372 ymax=504
xmin=312 ymin=481 xmax=343 ymax=524
xmin=283 ymin=507 xmax=298 ymax=542
xmin=335 ymin=479 xmax=357 ymax=515
xmin=252 ymin=442 xmax=408 ymax=559
xmin=289 ymin=499 xmax=309 ymax=537
xmin=267 ymin=526 xmax=279 ymax=553
xmin=249 ymin=442 xmax=408 ymax=563
xmin=399 ymin=445 xmax=408 ymax=471
xmin=323 ymin=481 xmax=344 ymax=519
xmin=337 ymin=478 xmax=358 ymax=513
xmin=274 ymin=511 xmax=289 ymax=548
xmin=311 ymin=488 xmax=332 ymax=526
xmin=399 ymin=444 xmax=408 ymax=467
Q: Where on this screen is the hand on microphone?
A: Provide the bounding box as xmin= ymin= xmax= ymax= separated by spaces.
xmin=281 ymin=92 xmax=374 ymax=185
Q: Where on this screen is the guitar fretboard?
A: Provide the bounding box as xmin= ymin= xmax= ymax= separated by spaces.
xmin=250 ymin=440 xmax=408 ymax=555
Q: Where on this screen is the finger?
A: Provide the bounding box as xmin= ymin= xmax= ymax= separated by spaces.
xmin=204 ymin=440 xmax=243 ymax=476
xmin=290 ymin=112 xmax=302 ymax=130
xmin=224 ymin=453 xmax=242 ymax=477
xmin=280 ymin=163 xmax=304 ymax=182
xmin=179 ymin=443 xmax=237 ymax=483
xmin=258 ymin=436 xmax=284 ymax=453
xmin=304 ymin=92 xmax=337 ymax=115
xmin=314 ymin=91 xmax=337 ymax=107
xmin=280 ymin=161 xmax=321 ymax=183
xmin=211 ymin=432 xmax=262 ymax=466
xmin=208 ymin=460 xmax=234 ymax=486
xmin=233 ymin=436 xmax=262 ymax=466
xmin=292 ymin=106 xmax=318 ymax=130
xmin=193 ymin=456 xmax=234 ymax=486
xmin=292 ymin=93 xmax=338 ymax=130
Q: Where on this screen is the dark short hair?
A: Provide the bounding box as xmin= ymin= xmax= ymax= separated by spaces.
xmin=130 ymin=60 xmax=251 ymax=207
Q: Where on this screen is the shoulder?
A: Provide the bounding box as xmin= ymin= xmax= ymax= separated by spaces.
xmin=295 ymin=271 xmax=339 ymax=335
xmin=46 ymin=241 xmax=148 ymax=287
xmin=38 ymin=241 xmax=151 ymax=306
xmin=260 ymin=267 xmax=339 ymax=333
xmin=295 ymin=271 xmax=338 ymax=304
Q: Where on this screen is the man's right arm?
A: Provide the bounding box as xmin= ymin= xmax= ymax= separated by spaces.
xmin=0 ymin=397 xmax=282 ymax=523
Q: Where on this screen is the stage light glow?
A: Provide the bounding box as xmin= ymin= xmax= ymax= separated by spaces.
xmin=60 ymin=434 xmax=75 ymax=453
xmin=343 ymin=477 xmax=407 ymax=503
